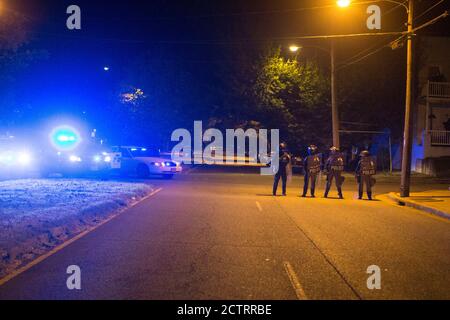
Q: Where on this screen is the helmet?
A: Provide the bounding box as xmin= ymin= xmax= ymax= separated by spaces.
xmin=308 ymin=145 xmax=318 ymax=155
xmin=360 ymin=150 xmax=370 ymax=157
xmin=330 ymin=146 xmax=340 ymax=153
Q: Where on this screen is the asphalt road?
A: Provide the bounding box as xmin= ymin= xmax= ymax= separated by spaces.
xmin=0 ymin=167 xmax=449 ymax=300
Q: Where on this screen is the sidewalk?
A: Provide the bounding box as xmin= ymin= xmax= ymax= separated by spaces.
xmin=388 ymin=190 xmax=450 ymax=220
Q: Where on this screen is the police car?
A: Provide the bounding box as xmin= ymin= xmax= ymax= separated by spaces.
xmin=111 ymin=146 xmax=182 ymax=179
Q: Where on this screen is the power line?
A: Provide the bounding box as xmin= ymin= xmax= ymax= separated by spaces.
xmin=337 ymin=1 xmax=448 ymax=70
xmin=413 ymin=0 xmax=445 ymax=22
xmin=338 ymin=0 xmax=408 ymax=67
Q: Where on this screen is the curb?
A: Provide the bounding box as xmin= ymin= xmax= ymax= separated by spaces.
xmin=387 ymin=192 xmax=450 ymax=220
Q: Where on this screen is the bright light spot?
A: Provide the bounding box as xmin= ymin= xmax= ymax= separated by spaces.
xmin=56 ymin=135 xmax=76 ymax=142
xmin=141 ymin=148 xmax=147 ymax=151
xmin=289 ymin=45 xmax=301 ymax=53
xmin=18 ymin=153 xmax=32 ymax=165
xmin=104 ymin=66 xmax=110 ymax=71
xmin=50 ymin=126 xmax=81 ymax=151
xmin=69 ymin=155 xmax=82 ymax=162
xmin=337 ymin=0 xmax=351 ymax=8
xmin=104 ymin=156 xmax=112 ymax=163
xmin=93 ymin=155 xmax=101 ymax=163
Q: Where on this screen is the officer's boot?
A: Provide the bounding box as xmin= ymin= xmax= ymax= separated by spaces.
xmin=358 ymin=190 xmax=363 ymax=200
xmin=324 ymin=185 xmax=330 ymax=198
xmin=367 ymin=192 xmax=373 ymax=201
xmin=311 ymin=188 xmax=315 ymax=198
xmin=338 ymin=188 xmax=344 ymax=199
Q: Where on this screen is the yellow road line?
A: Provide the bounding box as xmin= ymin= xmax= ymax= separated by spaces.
xmin=0 ymin=188 xmax=163 ymax=287
xmin=283 ymin=261 xmax=308 ymax=300
xmin=255 ymin=201 xmax=263 ymax=212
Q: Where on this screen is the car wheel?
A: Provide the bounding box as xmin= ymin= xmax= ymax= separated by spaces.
xmin=136 ymin=164 xmax=150 ymax=179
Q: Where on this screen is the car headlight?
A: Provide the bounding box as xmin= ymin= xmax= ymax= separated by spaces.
xmin=104 ymin=156 xmax=112 ymax=163
xmin=18 ymin=152 xmax=32 ymax=165
xmin=69 ymin=155 xmax=82 ymax=162
xmin=93 ymin=155 xmax=102 ymax=163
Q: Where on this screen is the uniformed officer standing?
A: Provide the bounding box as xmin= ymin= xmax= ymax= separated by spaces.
xmin=302 ymin=145 xmax=321 ymax=198
xmin=324 ymin=146 xmax=345 ymax=199
xmin=355 ymin=150 xmax=376 ymax=200
xmin=273 ymin=143 xmax=291 ymax=196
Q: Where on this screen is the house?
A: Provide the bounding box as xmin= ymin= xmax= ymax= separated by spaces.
xmin=412 ymin=36 xmax=450 ymax=176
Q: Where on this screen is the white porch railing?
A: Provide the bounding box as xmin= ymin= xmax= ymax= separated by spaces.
xmin=429 ymin=82 xmax=450 ymax=99
xmin=429 ymin=130 xmax=450 ymax=146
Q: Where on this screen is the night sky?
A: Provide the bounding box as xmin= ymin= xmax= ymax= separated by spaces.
xmin=5 ymin=0 xmax=450 ymax=142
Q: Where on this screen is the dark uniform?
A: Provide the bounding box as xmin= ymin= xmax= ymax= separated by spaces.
xmin=355 ymin=151 xmax=376 ymax=200
xmin=273 ymin=143 xmax=291 ymax=196
xmin=302 ymin=145 xmax=321 ymax=198
xmin=324 ymin=147 xmax=344 ymax=199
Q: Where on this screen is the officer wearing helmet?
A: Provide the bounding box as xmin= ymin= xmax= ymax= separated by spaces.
xmin=302 ymin=145 xmax=321 ymax=198
xmin=355 ymin=150 xmax=376 ymax=200
xmin=272 ymin=142 xmax=291 ymax=196
xmin=324 ymin=146 xmax=345 ymax=199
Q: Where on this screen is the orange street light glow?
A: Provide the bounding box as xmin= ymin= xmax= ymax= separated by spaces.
xmin=289 ymin=45 xmax=301 ymax=53
xmin=337 ymin=0 xmax=351 ymax=7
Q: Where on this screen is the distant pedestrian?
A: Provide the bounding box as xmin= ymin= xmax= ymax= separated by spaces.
xmin=302 ymin=145 xmax=321 ymax=198
xmin=273 ymin=143 xmax=292 ymax=196
xmin=324 ymin=146 xmax=345 ymax=199
xmin=355 ymin=150 xmax=376 ymax=200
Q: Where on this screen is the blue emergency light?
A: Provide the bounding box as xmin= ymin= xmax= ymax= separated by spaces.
xmin=50 ymin=126 xmax=81 ymax=151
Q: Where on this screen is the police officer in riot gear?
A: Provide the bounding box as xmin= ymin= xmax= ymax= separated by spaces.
xmin=273 ymin=143 xmax=291 ymax=196
xmin=302 ymin=145 xmax=321 ymax=198
xmin=324 ymin=146 xmax=345 ymax=199
xmin=355 ymin=150 xmax=376 ymax=200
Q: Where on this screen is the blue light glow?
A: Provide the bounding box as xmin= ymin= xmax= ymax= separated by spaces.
xmin=50 ymin=126 xmax=81 ymax=151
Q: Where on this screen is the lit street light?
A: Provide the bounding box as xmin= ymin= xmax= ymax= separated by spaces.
xmin=337 ymin=0 xmax=351 ymax=8
xmin=290 ymin=44 xmax=340 ymax=149
xmin=336 ymin=0 xmax=415 ymax=197
xmin=289 ymin=45 xmax=301 ymax=53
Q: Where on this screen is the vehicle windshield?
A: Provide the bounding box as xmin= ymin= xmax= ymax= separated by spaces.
xmin=128 ymin=148 xmax=160 ymax=157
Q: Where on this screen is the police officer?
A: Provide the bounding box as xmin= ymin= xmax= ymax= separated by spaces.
xmin=302 ymin=145 xmax=321 ymax=198
xmin=324 ymin=146 xmax=345 ymax=199
xmin=273 ymin=143 xmax=291 ymax=196
xmin=355 ymin=150 xmax=376 ymax=200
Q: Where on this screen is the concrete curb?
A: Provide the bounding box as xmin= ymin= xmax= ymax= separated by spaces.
xmin=387 ymin=192 xmax=450 ymax=220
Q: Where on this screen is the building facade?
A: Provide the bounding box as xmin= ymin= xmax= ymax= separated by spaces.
xmin=412 ymin=36 xmax=450 ymax=176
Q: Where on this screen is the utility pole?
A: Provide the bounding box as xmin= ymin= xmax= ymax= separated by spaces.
xmin=331 ymin=40 xmax=340 ymax=149
xmin=400 ymin=0 xmax=414 ymax=197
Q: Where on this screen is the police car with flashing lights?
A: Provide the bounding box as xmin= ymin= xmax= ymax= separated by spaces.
xmin=111 ymin=146 xmax=182 ymax=179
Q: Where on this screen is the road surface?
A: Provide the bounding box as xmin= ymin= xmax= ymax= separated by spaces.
xmin=0 ymin=167 xmax=449 ymax=299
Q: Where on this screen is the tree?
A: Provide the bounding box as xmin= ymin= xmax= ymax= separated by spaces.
xmin=0 ymin=8 xmax=46 ymax=128
xmin=252 ymin=48 xmax=330 ymax=150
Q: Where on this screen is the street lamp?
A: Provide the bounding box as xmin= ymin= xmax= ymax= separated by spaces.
xmin=288 ymin=44 xmax=340 ymax=149
xmin=337 ymin=0 xmax=414 ymax=197
xmin=289 ymin=45 xmax=301 ymax=53
xmin=337 ymin=0 xmax=351 ymax=8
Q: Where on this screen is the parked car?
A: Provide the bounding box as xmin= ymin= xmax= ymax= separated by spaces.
xmin=111 ymin=146 xmax=182 ymax=179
